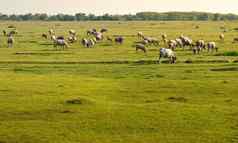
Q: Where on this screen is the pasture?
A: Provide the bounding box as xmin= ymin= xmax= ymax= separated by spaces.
xmin=0 ymin=21 xmax=238 ymax=143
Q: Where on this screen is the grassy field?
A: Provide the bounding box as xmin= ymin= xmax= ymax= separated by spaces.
xmin=0 ymin=21 xmax=238 ymax=143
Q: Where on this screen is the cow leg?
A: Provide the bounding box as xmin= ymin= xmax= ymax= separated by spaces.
xmin=158 ymin=55 xmax=162 ymax=64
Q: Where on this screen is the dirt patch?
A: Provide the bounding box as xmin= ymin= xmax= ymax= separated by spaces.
xmin=185 ymin=59 xmax=193 ymax=63
xmin=167 ymin=96 xmax=187 ymax=103
xmin=60 ymin=110 xmax=74 ymax=114
xmin=65 ymin=98 xmax=92 ymax=105
xmin=66 ymin=99 xmax=83 ymax=104
xmin=145 ymin=99 xmax=160 ymax=103
xmin=225 ymin=99 xmax=232 ymax=103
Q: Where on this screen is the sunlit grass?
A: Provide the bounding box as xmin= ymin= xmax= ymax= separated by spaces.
xmin=0 ymin=21 xmax=237 ymax=143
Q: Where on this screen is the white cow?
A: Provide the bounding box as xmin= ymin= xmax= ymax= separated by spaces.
xmin=69 ymin=29 xmax=76 ymax=36
xmin=51 ymin=36 xmax=68 ymax=50
xmin=207 ymin=42 xmax=217 ymax=52
xmin=158 ymin=48 xmax=177 ymax=64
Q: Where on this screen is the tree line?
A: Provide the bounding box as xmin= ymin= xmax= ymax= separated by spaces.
xmin=0 ymin=12 xmax=238 ymax=21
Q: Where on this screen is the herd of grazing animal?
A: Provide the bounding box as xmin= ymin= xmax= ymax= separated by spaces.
xmin=134 ymin=31 xmax=223 ymax=63
xmin=2 ymin=24 xmax=238 ymax=64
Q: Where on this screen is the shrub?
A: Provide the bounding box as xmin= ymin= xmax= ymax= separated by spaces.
xmin=223 ymin=51 xmax=238 ymax=56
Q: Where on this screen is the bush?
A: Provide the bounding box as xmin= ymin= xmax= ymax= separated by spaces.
xmin=223 ymin=51 xmax=238 ymax=56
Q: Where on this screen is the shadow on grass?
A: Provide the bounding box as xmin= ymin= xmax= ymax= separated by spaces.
xmin=167 ymin=96 xmax=188 ymax=103
xmin=211 ymin=67 xmax=238 ymax=72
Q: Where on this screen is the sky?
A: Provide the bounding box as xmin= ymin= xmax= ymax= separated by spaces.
xmin=1 ymin=0 xmax=238 ymax=15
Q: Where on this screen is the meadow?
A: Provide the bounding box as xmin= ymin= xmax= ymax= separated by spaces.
xmin=0 ymin=21 xmax=238 ymax=143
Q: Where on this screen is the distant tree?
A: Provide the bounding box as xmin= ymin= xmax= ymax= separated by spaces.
xmin=39 ymin=13 xmax=48 ymax=21
xmin=213 ymin=13 xmax=221 ymax=21
xmin=88 ymin=14 xmax=96 ymax=20
xmin=1 ymin=11 xmax=238 ymax=21
xmin=197 ymin=13 xmax=210 ymax=21
xmin=20 ymin=13 xmax=33 ymax=21
xmin=0 ymin=14 xmax=9 ymax=20
xmin=63 ymin=14 xmax=75 ymax=21
xmin=9 ymin=14 xmax=20 ymax=21
xmin=75 ymin=13 xmax=87 ymax=21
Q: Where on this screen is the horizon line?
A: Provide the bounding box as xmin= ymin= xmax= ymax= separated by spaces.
xmin=1 ymin=11 xmax=238 ymax=16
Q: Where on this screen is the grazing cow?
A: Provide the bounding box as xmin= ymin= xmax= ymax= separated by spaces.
xmin=207 ymin=42 xmax=218 ymax=52
xmin=143 ymin=37 xmax=159 ymax=46
xmin=161 ymin=34 xmax=167 ymax=42
xmin=168 ymin=40 xmax=177 ymax=51
xmin=219 ymin=34 xmax=225 ymax=41
xmin=87 ymin=29 xmax=105 ymax=41
xmin=3 ymin=30 xmax=6 ymax=36
xmin=150 ymin=38 xmax=160 ymax=46
xmin=69 ymin=29 xmax=76 ymax=36
xmin=56 ymin=36 xmax=64 ymax=40
xmin=49 ymin=29 xmax=55 ymax=35
xmin=158 ymin=48 xmax=177 ymax=64
xmin=68 ymin=36 xmax=77 ymax=43
xmin=115 ymin=36 xmax=124 ymax=44
xmin=92 ymin=28 xmax=97 ymax=32
xmin=81 ymin=38 xmax=88 ymax=47
xmin=7 ymin=35 xmax=14 ymax=48
xmin=191 ymin=40 xmax=206 ymax=54
xmin=53 ymin=39 xmax=69 ymax=50
xmin=175 ymin=38 xmax=183 ymax=48
xmin=179 ymin=35 xmax=193 ymax=49
xmin=100 ymin=28 xmax=108 ymax=33
xmin=136 ymin=39 xmax=149 ymax=45
xmin=86 ymin=39 xmax=96 ymax=48
xmin=195 ymin=40 xmax=206 ymax=50
xmin=51 ymin=36 xmax=68 ymax=50
xmin=42 ymin=34 xmax=47 ymax=39
xmin=87 ymin=29 xmax=97 ymax=35
xmin=137 ymin=32 xmax=144 ymax=39
xmin=94 ymin=32 xmax=103 ymax=41
xmin=51 ymin=35 xmax=57 ymax=41
xmin=8 ymin=30 xmax=18 ymax=36
xmin=135 ymin=44 xmax=147 ymax=53
xmin=167 ymin=39 xmax=183 ymax=50
xmin=81 ymin=38 xmax=95 ymax=48
xmin=192 ymin=46 xmax=202 ymax=54
xmin=162 ymin=34 xmax=167 ymax=40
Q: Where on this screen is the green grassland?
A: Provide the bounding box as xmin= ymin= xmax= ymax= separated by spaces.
xmin=0 ymin=21 xmax=238 ymax=143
